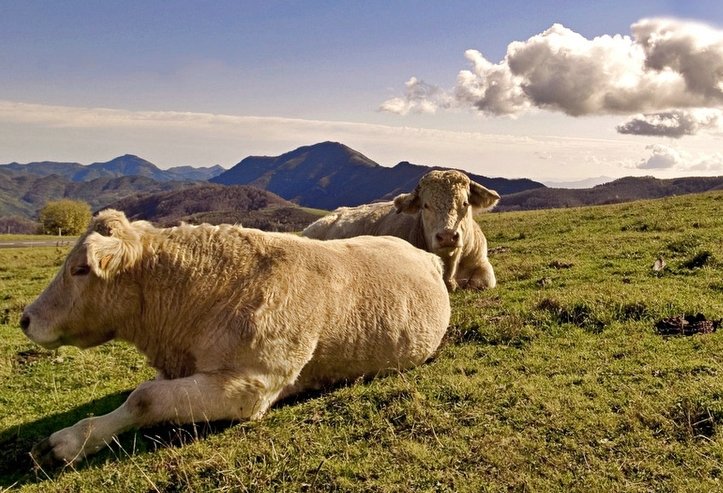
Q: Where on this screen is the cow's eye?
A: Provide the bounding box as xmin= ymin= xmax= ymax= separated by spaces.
xmin=423 ymin=203 xmax=429 ymax=209
xmin=463 ymin=201 xmax=469 ymax=208
xmin=71 ymin=265 xmax=91 ymax=276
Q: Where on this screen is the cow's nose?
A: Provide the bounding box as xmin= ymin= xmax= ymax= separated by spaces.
xmin=20 ymin=314 xmax=30 ymax=333
xmin=435 ymin=230 xmax=460 ymax=247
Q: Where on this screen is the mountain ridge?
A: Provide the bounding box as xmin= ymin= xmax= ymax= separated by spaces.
xmin=2 ymin=142 xmax=722 ymax=231
xmin=211 ymin=141 xmax=544 ymax=209
xmin=1 ymin=155 xmax=225 ymax=182
xmin=497 ymin=175 xmax=723 ymax=211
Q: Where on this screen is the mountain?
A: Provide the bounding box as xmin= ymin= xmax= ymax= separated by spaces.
xmin=0 ymin=155 xmax=224 ymax=183
xmin=69 ymin=155 xmax=164 ymax=181
xmin=0 ymin=172 xmax=201 ymax=219
xmin=163 ymin=164 xmax=225 ymax=181
xmin=105 ymin=184 xmax=322 ymax=231
xmin=0 ymin=155 xmax=225 ymax=222
xmin=211 ymin=141 xmax=545 ymax=209
xmin=0 ymin=161 xmax=84 ymax=178
xmin=497 ymin=176 xmax=723 ymax=211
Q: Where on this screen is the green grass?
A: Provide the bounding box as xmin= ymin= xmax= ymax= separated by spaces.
xmin=1 ymin=192 xmax=722 ymax=492
xmin=299 ymin=206 xmax=332 ymax=217
xmin=0 ymin=235 xmax=77 ymax=242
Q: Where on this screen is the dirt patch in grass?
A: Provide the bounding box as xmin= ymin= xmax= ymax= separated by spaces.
xmin=14 ymin=349 xmax=47 ymax=367
xmin=548 ymin=260 xmax=574 ymax=269
xmin=536 ymin=298 xmax=605 ymax=333
xmin=654 ymin=314 xmax=720 ymax=336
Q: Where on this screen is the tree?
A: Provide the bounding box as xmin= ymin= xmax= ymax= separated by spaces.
xmin=38 ymin=199 xmax=92 ymax=235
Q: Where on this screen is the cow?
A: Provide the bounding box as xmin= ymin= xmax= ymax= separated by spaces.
xmin=302 ymin=170 xmax=500 ymax=291
xmin=20 ymin=209 xmax=450 ymax=465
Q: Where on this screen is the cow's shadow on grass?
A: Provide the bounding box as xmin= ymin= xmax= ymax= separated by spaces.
xmin=0 ymin=390 xmax=240 ymax=489
xmin=0 ymin=384 xmax=344 ymax=489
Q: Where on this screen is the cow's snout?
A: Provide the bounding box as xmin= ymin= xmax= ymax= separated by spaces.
xmin=435 ymin=230 xmax=460 ymax=248
xmin=20 ymin=314 xmax=30 ymax=333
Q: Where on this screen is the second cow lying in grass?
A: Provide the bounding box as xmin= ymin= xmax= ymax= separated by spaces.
xmin=20 ymin=209 xmax=451 ymax=465
xmin=303 ymin=170 xmax=500 ymax=291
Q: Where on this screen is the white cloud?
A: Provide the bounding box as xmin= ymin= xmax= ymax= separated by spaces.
xmin=378 ymin=77 xmax=454 ymax=115
xmin=454 ymin=49 xmax=530 ymax=115
xmin=637 ymin=144 xmax=683 ymax=169
xmin=382 ymin=18 xmax=723 ymax=123
xmin=636 ymin=143 xmax=723 ymax=171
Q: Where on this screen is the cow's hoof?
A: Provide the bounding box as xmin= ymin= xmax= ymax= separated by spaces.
xmin=30 ymin=437 xmax=65 ymax=469
xmin=31 ymin=428 xmax=88 ymax=467
xmin=445 ymin=279 xmax=458 ymax=292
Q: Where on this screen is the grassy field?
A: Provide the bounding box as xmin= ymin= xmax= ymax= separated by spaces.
xmin=1 ymin=191 xmax=722 ymax=492
xmin=0 ymin=235 xmax=76 ymax=243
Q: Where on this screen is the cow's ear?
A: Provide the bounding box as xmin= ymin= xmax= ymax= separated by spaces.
xmin=90 ymin=209 xmax=132 ymax=236
xmin=84 ymin=211 xmax=143 ymax=279
xmin=469 ymin=182 xmax=500 ymax=211
xmin=394 ymin=192 xmax=421 ymax=214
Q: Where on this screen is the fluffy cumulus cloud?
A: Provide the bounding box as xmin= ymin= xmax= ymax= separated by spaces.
xmin=637 ymin=144 xmax=723 ymax=171
xmin=381 ymin=17 xmax=723 ymax=135
xmin=617 ymin=108 xmax=723 ymax=137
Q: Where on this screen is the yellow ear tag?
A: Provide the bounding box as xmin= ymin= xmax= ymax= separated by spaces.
xmin=100 ymin=255 xmax=113 ymax=270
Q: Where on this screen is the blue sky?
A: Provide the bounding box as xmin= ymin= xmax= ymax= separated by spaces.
xmin=2 ymin=1 xmax=723 ymax=182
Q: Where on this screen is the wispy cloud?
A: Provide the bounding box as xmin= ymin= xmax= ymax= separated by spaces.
xmin=381 ymin=17 xmax=723 ymax=131
xmin=0 ymin=100 xmax=562 ymax=174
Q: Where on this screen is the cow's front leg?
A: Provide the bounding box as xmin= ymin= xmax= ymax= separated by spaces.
xmin=32 ymin=371 xmax=279 ymax=466
xmin=461 ymin=260 xmax=497 ymax=290
xmin=439 ymin=252 xmax=462 ymax=291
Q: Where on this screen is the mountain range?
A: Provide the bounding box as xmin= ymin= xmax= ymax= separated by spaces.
xmin=2 ymin=141 xmax=722 ymax=233
xmin=210 ymin=141 xmax=544 ymax=209
xmin=497 ymin=176 xmax=723 ymax=211
xmin=1 ymin=154 xmax=224 ymax=182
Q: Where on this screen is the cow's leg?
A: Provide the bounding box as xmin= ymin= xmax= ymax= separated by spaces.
xmin=462 ymin=260 xmax=497 ymax=289
xmin=32 ymin=371 xmax=281 ymax=466
xmin=440 ymin=252 xmax=461 ymax=291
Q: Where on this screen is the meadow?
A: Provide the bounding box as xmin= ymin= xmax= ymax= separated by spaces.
xmin=1 ymin=191 xmax=722 ymax=492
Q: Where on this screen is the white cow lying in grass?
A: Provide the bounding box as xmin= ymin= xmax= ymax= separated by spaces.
xmin=20 ymin=209 xmax=450 ymax=465
xmin=303 ymin=170 xmax=500 ymax=291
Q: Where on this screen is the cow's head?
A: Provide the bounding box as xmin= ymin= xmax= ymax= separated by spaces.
xmin=393 ymin=170 xmax=499 ymax=255
xmin=20 ymin=209 xmax=144 ymax=349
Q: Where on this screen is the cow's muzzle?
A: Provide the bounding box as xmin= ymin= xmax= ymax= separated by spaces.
xmin=435 ymin=229 xmax=460 ymax=249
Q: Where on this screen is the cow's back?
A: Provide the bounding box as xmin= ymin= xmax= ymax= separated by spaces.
xmin=302 ymin=202 xmax=425 ymax=249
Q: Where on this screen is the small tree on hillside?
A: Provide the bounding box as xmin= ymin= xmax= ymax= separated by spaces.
xmin=38 ymin=199 xmax=92 ymax=235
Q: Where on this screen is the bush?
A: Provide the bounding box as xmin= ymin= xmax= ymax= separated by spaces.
xmin=38 ymin=199 xmax=92 ymax=235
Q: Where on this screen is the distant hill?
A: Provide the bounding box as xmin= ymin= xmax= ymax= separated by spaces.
xmin=211 ymin=141 xmax=545 ymax=209
xmin=105 ymin=184 xmax=322 ymax=231
xmin=0 ymin=156 xmax=224 ymax=221
xmin=0 ymin=155 xmax=225 ymax=182
xmin=497 ymin=176 xmax=723 ymax=211
xmin=0 ymin=172 xmax=201 ymax=219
